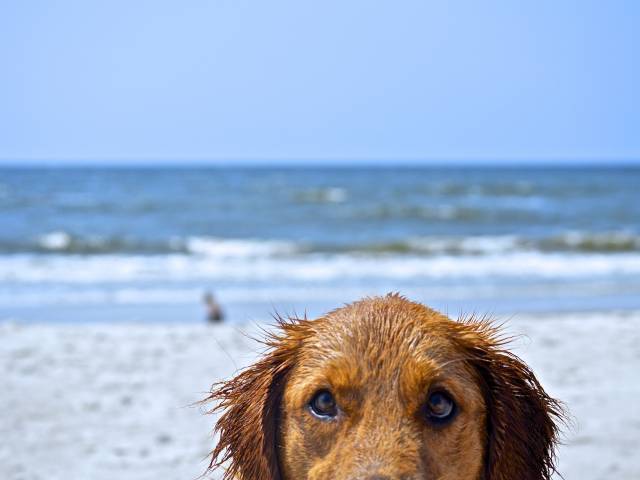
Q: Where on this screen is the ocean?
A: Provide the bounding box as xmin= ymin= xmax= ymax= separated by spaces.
xmin=1 ymin=165 xmax=639 ymax=323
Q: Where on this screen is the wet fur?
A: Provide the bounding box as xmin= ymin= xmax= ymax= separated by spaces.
xmin=205 ymin=294 xmax=563 ymax=480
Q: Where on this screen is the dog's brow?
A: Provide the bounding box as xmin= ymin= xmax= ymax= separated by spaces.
xmin=320 ymin=357 xmax=364 ymax=387
xmin=291 ymin=354 xmax=366 ymax=392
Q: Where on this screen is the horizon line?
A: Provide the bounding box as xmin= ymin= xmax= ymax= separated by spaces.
xmin=1 ymin=157 xmax=639 ymax=168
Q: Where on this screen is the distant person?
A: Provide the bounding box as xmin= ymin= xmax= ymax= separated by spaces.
xmin=203 ymin=291 xmax=224 ymax=323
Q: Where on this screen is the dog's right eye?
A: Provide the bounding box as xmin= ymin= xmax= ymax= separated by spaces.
xmin=309 ymin=390 xmax=338 ymax=419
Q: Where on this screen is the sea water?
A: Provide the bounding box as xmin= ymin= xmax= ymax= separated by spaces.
xmin=1 ymin=165 xmax=639 ymax=322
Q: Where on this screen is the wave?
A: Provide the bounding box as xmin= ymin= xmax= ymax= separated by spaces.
xmin=0 ymin=232 xmax=298 ymax=256
xmin=417 ymin=181 xmax=615 ymax=198
xmin=346 ymin=199 xmax=556 ymax=222
xmin=32 ymin=231 xmax=189 ymax=254
xmin=339 ymin=236 xmax=522 ymax=255
xmin=343 ymin=232 xmax=640 ymax=255
xmin=535 ymin=232 xmax=640 ymax=253
xmin=353 ymin=205 xmax=490 ymax=221
xmin=2 ymin=231 xmax=640 ymax=257
xmin=292 ymin=187 xmax=348 ymax=204
xmin=3 ymin=250 xmax=640 ymax=284
xmin=185 ymin=237 xmax=298 ymax=257
xmin=431 ymin=182 xmax=536 ymax=197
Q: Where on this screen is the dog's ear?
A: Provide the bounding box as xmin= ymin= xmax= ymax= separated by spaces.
xmin=456 ymin=320 xmax=564 ymax=480
xmin=204 ymin=318 xmax=309 ymax=480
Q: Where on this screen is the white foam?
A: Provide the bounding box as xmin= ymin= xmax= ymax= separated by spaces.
xmin=38 ymin=231 xmax=72 ymax=250
xmin=185 ymin=237 xmax=297 ymax=257
xmin=407 ymin=235 xmax=520 ymax=254
xmin=2 ymin=251 xmax=640 ymax=284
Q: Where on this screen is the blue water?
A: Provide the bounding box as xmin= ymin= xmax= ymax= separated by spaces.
xmin=1 ymin=165 xmax=639 ymax=322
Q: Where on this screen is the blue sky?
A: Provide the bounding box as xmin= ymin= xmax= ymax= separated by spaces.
xmin=1 ymin=1 xmax=639 ymax=164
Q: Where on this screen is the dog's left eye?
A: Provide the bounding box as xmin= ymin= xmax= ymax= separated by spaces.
xmin=424 ymin=391 xmax=456 ymax=423
xmin=309 ymin=390 xmax=338 ymax=419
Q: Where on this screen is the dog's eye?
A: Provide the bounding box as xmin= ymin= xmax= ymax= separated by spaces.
xmin=309 ymin=390 xmax=337 ymax=419
xmin=424 ymin=391 xmax=456 ymax=423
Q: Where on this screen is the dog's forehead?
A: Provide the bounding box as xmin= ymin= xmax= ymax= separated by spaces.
xmin=302 ymin=296 xmax=460 ymax=365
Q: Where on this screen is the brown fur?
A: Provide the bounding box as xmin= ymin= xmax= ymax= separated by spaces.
xmin=205 ymin=294 xmax=563 ymax=480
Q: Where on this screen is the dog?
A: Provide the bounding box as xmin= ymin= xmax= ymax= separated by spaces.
xmin=205 ymin=294 xmax=563 ymax=480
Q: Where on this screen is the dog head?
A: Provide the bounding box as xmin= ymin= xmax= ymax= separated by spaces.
xmin=206 ymin=294 xmax=563 ymax=480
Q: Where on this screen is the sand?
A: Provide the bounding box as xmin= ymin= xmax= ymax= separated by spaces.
xmin=1 ymin=311 xmax=639 ymax=480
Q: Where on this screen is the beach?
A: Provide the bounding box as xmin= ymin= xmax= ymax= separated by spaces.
xmin=2 ymin=166 xmax=640 ymax=479
xmin=2 ymin=310 xmax=639 ymax=480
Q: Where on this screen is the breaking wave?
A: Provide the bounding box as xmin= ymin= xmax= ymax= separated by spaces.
xmin=3 ymin=250 xmax=640 ymax=284
xmin=1 ymin=231 xmax=639 ymax=258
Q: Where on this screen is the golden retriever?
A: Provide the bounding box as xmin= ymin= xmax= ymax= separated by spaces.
xmin=205 ymin=294 xmax=563 ymax=480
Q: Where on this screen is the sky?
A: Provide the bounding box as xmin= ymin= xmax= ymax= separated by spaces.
xmin=0 ymin=1 xmax=639 ymax=165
